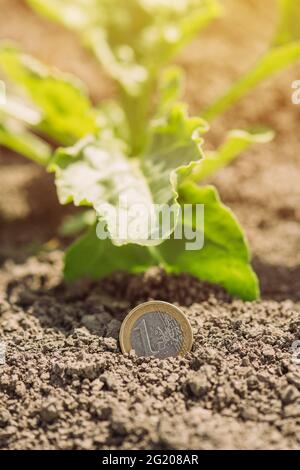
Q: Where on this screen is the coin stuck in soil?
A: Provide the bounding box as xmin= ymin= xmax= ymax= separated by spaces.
xmin=119 ymin=300 xmax=193 ymax=358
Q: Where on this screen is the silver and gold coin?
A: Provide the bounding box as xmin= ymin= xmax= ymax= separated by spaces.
xmin=119 ymin=300 xmax=193 ymax=359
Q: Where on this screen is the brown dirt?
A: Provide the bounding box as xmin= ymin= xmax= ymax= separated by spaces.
xmin=0 ymin=0 xmax=300 ymax=450
xmin=0 ymin=261 xmax=300 ymax=450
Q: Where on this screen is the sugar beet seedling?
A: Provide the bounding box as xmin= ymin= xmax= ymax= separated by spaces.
xmin=0 ymin=0 xmax=299 ymax=300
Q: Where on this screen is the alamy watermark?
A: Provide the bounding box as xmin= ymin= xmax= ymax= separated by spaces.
xmin=0 ymin=341 xmax=6 ymax=365
xmin=291 ymin=80 xmax=300 ymax=104
xmin=96 ymin=199 xmax=204 ymax=251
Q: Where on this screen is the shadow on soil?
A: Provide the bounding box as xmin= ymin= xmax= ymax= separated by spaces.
xmin=253 ymin=257 xmax=300 ymax=302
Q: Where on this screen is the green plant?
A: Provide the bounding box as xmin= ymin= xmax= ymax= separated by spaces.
xmin=0 ymin=0 xmax=299 ymax=300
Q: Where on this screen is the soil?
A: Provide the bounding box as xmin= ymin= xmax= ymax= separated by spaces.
xmin=0 ymin=0 xmax=300 ymax=450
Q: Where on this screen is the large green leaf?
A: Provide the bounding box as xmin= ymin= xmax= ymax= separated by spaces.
xmin=0 ymin=44 xmax=98 ymax=145
xmin=64 ymin=180 xmax=258 ymax=300
xmin=50 ymin=105 xmax=206 ymax=246
xmin=64 ymin=222 xmax=155 ymax=281
xmin=158 ymin=181 xmax=259 ymax=300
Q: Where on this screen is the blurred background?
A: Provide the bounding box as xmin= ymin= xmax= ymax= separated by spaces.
xmin=0 ymin=0 xmax=299 ymax=299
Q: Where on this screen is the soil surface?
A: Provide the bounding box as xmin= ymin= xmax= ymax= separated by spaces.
xmin=0 ymin=0 xmax=300 ymax=450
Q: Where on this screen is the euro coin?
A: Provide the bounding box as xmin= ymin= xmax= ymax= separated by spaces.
xmin=119 ymin=300 xmax=193 ymax=358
